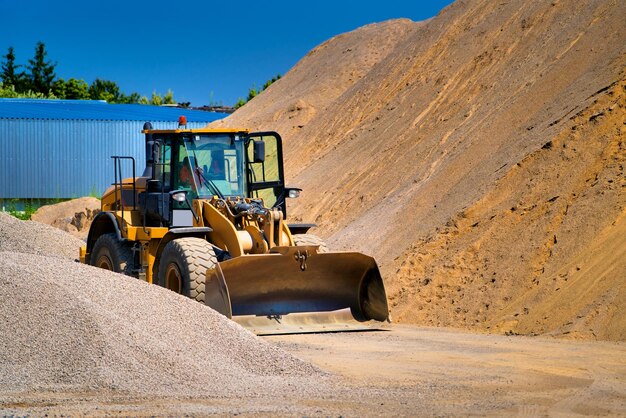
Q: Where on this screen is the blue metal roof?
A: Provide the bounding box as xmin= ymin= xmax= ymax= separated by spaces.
xmin=0 ymin=119 xmax=211 ymax=199
xmin=0 ymin=99 xmax=230 ymax=200
xmin=0 ymin=98 xmax=227 ymax=122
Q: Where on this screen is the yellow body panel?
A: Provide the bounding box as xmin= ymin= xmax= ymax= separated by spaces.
xmin=202 ymin=200 xmax=244 ymax=257
xmin=101 ymin=177 xmax=147 ymax=212
xmin=125 ymin=225 xmax=168 ymax=241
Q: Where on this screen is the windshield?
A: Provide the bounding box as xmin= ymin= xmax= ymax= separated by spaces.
xmin=173 ymin=133 xmax=246 ymax=198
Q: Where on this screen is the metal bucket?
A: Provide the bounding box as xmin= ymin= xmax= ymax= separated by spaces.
xmin=205 ymin=246 xmax=390 ymax=335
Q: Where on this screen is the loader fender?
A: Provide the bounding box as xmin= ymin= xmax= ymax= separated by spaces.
xmin=86 ymin=212 xmax=123 ymax=263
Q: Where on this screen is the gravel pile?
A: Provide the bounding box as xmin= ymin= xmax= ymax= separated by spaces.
xmin=0 ymin=212 xmax=84 ymax=260
xmin=0 ymin=252 xmax=326 ymax=397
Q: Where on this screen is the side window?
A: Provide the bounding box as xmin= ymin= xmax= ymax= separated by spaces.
xmin=247 ymin=136 xmax=280 ymax=183
xmin=223 ymin=149 xmax=240 ymax=194
xmin=253 ymin=185 xmax=278 ymax=208
xmin=154 ymin=142 xmax=171 ymax=191
xmin=247 ymin=133 xmax=283 ymax=209
xmin=172 ymin=142 xmax=192 ymax=191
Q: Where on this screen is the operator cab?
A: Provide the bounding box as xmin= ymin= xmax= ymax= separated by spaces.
xmin=139 ymin=124 xmax=292 ymax=228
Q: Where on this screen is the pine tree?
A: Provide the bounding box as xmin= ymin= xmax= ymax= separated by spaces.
xmin=26 ymin=42 xmax=56 ymax=94
xmin=1 ymin=47 xmax=26 ymax=91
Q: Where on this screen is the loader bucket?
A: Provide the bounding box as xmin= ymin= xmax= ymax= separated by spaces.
xmin=205 ymin=246 xmax=390 ymax=335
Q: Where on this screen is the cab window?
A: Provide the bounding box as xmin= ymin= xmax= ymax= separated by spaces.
xmin=246 ymin=133 xmax=283 ymax=209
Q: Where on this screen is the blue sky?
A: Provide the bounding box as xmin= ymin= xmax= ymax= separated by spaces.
xmin=1 ymin=0 xmax=453 ymax=107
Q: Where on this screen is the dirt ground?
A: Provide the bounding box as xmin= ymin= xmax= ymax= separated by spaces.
xmin=3 ymin=325 xmax=624 ymax=416
xmin=271 ymin=326 xmax=626 ymax=416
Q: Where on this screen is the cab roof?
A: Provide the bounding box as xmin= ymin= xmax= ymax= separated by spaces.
xmin=142 ymin=127 xmax=249 ymax=134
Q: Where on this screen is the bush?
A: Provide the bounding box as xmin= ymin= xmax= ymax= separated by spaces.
xmin=6 ymin=200 xmax=37 ymax=220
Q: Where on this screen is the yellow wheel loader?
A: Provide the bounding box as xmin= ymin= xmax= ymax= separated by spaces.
xmin=80 ymin=118 xmax=389 ymax=334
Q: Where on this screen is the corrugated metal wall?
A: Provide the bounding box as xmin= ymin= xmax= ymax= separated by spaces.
xmin=0 ymin=119 xmax=210 ymax=199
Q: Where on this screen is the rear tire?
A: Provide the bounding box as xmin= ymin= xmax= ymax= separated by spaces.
xmin=91 ymin=233 xmax=134 ymax=276
xmin=292 ymin=234 xmax=329 ymax=253
xmin=157 ymin=238 xmax=217 ymax=302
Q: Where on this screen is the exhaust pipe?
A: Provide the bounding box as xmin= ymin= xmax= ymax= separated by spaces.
xmin=142 ymin=121 xmax=154 ymax=178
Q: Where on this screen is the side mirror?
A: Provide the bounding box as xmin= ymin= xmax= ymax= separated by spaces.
xmin=253 ymin=140 xmax=265 ymax=163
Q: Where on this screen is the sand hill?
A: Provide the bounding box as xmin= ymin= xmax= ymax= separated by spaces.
xmin=213 ymin=0 xmax=626 ymax=340
xmin=30 ymin=197 xmax=101 ymax=240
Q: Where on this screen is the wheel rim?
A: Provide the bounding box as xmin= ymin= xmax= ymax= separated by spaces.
xmin=165 ymin=262 xmax=182 ymax=293
xmin=96 ymin=254 xmax=114 ymax=271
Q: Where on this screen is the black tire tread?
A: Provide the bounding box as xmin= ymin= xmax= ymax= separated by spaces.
xmin=91 ymin=233 xmax=134 ymax=276
xmin=158 ymin=238 xmax=217 ymax=302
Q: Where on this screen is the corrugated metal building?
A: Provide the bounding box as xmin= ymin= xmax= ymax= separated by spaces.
xmin=0 ymin=99 xmax=227 ymax=206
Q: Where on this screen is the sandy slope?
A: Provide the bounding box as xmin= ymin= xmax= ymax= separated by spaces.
xmin=214 ymin=0 xmax=626 ymax=339
xmin=390 ymin=79 xmax=626 ymax=340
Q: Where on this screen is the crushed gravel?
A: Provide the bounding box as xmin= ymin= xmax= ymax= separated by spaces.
xmin=0 ymin=252 xmax=327 ymax=398
xmin=0 ymin=213 xmax=329 ymax=401
xmin=0 ymin=212 xmax=84 ymax=260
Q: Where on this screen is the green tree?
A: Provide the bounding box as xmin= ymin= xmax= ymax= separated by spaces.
xmin=262 ymin=74 xmax=281 ymax=90
xmin=128 ymin=92 xmax=141 ymax=103
xmin=65 ymin=78 xmax=90 ymax=99
xmin=234 ymin=97 xmax=246 ymax=109
xmin=26 ymin=42 xmax=56 ymax=94
xmin=246 ymin=85 xmax=258 ymax=102
xmin=0 ymin=82 xmax=47 ymax=98
xmin=150 ymin=91 xmax=163 ymax=106
xmin=51 ymin=78 xmax=66 ymax=98
xmin=1 ymin=47 xmax=26 ymax=92
xmin=0 ymin=82 xmax=19 ymax=98
xmin=89 ymin=78 xmax=120 ymax=102
xmin=163 ymin=89 xmax=175 ymax=105
xmin=119 ymin=92 xmax=141 ymax=104
xmin=235 ymin=74 xmax=281 ymax=109
xmin=1 ymin=42 xmax=180 ymax=105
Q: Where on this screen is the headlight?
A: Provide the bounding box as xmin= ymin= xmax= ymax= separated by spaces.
xmin=172 ymin=191 xmax=187 ymax=202
xmin=288 ymin=189 xmax=300 ymax=198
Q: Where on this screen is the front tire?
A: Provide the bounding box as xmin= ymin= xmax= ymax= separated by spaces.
xmin=91 ymin=233 xmax=134 ymax=276
xmin=157 ymin=238 xmax=217 ymax=302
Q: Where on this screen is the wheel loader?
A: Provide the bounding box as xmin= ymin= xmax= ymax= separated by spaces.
xmin=80 ymin=117 xmax=389 ymax=334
